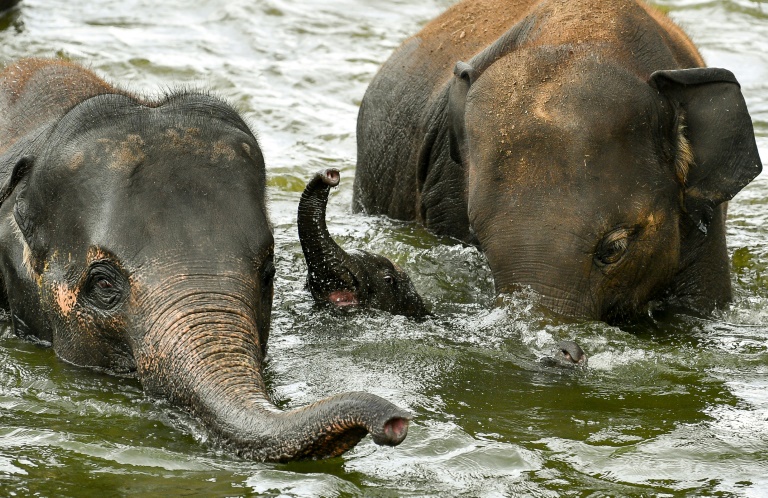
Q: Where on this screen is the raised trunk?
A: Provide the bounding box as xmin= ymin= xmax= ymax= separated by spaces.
xmin=297 ymin=168 xmax=358 ymax=302
xmin=134 ymin=282 xmax=409 ymax=462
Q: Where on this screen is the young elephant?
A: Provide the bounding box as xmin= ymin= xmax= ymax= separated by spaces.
xmin=353 ymin=0 xmax=762 ymax=323
xmin=0 ymin=58 xmax=409 ymax=462
xmin=298 ymin=168 xmax=430 ymax=318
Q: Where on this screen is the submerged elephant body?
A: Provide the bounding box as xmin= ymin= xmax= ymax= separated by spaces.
xmin=0 ymin=58 xmax=409 ymax=461
xmin=353 ymin=0 xmax=762 ymax=322
xmin=297 ymin=168 xmax=429 ymax=317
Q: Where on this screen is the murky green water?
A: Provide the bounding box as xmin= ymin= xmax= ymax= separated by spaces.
xmin=1 ymin=0 xmax=766 ymax=496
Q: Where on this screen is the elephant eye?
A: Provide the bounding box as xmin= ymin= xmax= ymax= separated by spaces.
xmin=383 ymin=274 xmax=395 ymax=285
xmin=95 ymin=277 xmax=113 ymax=290
xmin=83 ymin=262 xmax=127 ymax=311
xmin=595 ymin=227 xmax=637 ymax=267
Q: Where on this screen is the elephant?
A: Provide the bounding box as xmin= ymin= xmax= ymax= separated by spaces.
xmin=352 ymin=0 xmax=763 ymax=323
xmin=297 ymin=168 xmax=430 ymax=318
xmin=0 ymin=58 xmax=410 ymax=462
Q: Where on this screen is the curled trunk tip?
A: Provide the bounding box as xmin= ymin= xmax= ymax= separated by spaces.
xmin=377 ymin=414 xmax=410 ymax=446
xmin=270 ymin=391 xmax=413 ymax=461
xmin=187 ymin=384 xmax=413 ymax=462
xmin=317 ymin=168 xmax=340 ymax=187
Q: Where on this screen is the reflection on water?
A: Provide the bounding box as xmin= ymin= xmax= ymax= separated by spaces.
xmin=1 ymin=0 xmax=767 ymax=495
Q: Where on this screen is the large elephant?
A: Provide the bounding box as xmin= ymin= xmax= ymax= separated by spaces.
xmin=298 ymin=168 xmax=430 ymax=317
xmin=352 ymin=0 xmax=763 ymax=323
xmin=0 ymin=58 xmax=409 ymax=462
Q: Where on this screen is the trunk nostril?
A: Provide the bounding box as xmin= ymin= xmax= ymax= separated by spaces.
xmin=322 ymin=168 xmax=340 ymax=187
xmin=381 ymin=416 xmax=409 ymax=446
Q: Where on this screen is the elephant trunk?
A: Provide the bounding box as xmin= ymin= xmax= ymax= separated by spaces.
xmin=216 ymin=391 xmax=411 ymax=461
xmin=134 ymin=281 xmax=409 ymax=461
xmin=297 ymin=168 xmax=358 ymax=304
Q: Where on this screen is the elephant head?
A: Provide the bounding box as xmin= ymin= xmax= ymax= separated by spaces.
xmin=0 ymin=88 xmax=409 ymax=461
xmin=297 ymin=168 xmax=429 ymax=318
xmin=446 ymin=14 xmax=762 ymax=322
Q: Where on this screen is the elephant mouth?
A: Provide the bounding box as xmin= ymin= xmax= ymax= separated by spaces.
xmin=327 ymin=290 xmax=359 ymax=307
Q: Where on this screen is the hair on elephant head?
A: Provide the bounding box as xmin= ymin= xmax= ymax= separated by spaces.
xmin=0 ymin=58 xmax=410 ymax=462
xmin=298 ymin=168 xmax=430 ymax=318
xmin=353 ymin=0 xmax=762 ymax=324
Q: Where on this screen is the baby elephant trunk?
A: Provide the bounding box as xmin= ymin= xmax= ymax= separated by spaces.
xmin=297 ymin=168 xmax=358 ymax=304
xmin=297 ymin=168 xmax=431 ymax=317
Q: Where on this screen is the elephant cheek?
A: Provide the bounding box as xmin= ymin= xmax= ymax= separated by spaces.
xmin=54 ymin=282 xmax=78 ymax=317
xmin=43 ymin=280 xmax=135 ymax=371
xmin=595 ymin=214 xmax=681 ymax=319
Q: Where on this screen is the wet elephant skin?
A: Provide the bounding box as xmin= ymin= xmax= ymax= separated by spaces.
xmin=0 ymin=58 xmax=409 ymax=462
xmin=352 ymin=0 xmax=762 ymax=323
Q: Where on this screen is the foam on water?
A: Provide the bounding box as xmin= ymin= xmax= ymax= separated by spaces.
xmin=0 ymin=0 xmax=766 ymax=495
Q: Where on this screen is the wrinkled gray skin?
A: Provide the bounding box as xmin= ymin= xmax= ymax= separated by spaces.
xmin=0 ymin=58 xmax=409 ymax=462
xmin=298 ymin=168 xmax=430 ymax=318
xmin=352 ymin=0 xmax=762 ymax=324
xmin=541 ymin=340 xmax=588 ymax=368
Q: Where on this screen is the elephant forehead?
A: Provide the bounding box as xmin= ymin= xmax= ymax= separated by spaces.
xmin=465 ymin=55 xmax=661 ymax=185
xmin=83 ymin=134 xmax=147 ymax=170
xmin=160 ymin=127 xmax=240 ymax=162
xmin=67 ymin=128 xmax=244 ymax=172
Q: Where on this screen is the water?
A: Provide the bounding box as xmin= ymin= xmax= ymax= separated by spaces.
xmin=0 ymin=0 xmax=766 ymax=495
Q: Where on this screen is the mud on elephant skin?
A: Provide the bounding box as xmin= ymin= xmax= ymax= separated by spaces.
xmin=298 ymin=168 xmax=430 ymax=318
xmin=352 ymin=0 xmax=762 ymax=324
xmin=0 ymin=58 xmax=410 ymax=462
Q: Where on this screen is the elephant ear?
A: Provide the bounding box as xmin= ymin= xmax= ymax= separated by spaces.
xmin=448 ymin=61 xmax=476 ymax=164
xmin=649 ymin=68 xmax=762 ymax=233
xmin=447 ymin=14 xmax=538 ymax=164
xmin=0 ymin=126 xmax=55 ymax=262
xmin=0 ymin=154 xmax=34 ymax=207
xmin=0 ymin=123 xmax=54 ymax=208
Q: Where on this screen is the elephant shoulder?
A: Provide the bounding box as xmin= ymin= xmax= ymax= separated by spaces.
xmin=354 ymin=59 xmax=471 ymax=241
xmin=353 ymin=0 xmax=527 ymax=221
xmin=414 ymin=87 xmax=474 ymax=243
xmin=353 ymin=37 xmax=434 ymax=220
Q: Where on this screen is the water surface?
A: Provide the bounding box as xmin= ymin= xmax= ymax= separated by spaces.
xmin=1 ymin=0 xmax=767 ymax=495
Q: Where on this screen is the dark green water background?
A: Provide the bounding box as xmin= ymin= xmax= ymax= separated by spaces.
xmin=0 ymin=0 xmax=766 ymax=496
